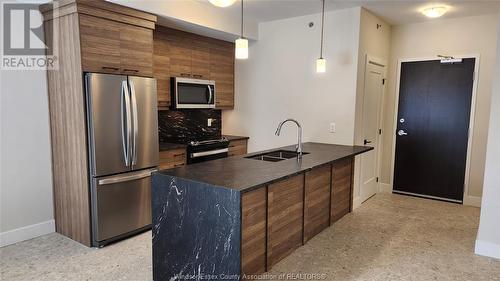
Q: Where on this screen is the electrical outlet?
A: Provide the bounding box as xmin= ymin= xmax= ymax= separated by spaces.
xmin=329 ymin=122 xmax=336 ymax=133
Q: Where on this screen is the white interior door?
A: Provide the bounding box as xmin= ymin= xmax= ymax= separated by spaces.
xmin=360 ymin=57 xmax=386 ymax=203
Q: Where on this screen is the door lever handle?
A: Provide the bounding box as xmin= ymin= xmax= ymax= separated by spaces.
xmin=364 ymin=139 xmax=372 ymax=145
xmin=398 ymin=130 xmax=408 ymax=136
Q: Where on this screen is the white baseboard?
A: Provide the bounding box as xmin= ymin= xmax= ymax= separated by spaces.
xmin=352 ymin=196 xmax=362 ymax=210
xmin=475 ymin=240 xmax=500 ymax=260
xmin=0 ymin=220 xmax=55 ymax=247
xmin=378 ymin=183 xmax=392 ymax=193
xmin=464 ymin=195 xmax=482 ymax=207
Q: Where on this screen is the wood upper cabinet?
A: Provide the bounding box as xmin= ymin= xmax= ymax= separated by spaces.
xmin=153 ymin=29 xmax=171 ymax=108
xmin=267 ymin=174 xmax=304 ymax=268
xmin=241 ymin=187 xmax=267 ymax=278
xmin=153 ymin=27 xmax=235 ymax=109
xmin=304 ymin=165 xmax=331 ymax=243
xmin=119 ymin=23 xmax=153 ymax=77
xmin=191 ymin=38 xmax=211 ymax=79
xmin=210 ymin=40 xmax=235 ymax=109
xmin=79 ymin=14 xmax=121 ymax=73
xmin=331 ymin=158 xmax=353 ymax=224
xmin=79 ymin=14 xmax=153 ymax=77
xmin=166 ymin=29 xmax=193 ymax=78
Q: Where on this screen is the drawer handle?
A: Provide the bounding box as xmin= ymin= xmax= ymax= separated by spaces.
xmin=102 ymin=66 xmax=119 ymax=71
xmin=123 ymin=69 xmax=139 ymax=73
xmin=180 ymin=73 xmax=191 ymax=77
xmin=192 ymin=74 xmax=203 ymax=78
xmin=173 ymin=153 xmax=184 ymax=157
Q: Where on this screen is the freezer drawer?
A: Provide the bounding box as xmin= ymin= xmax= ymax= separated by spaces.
xmin=91 ymin=168 xmax=155 ymax=244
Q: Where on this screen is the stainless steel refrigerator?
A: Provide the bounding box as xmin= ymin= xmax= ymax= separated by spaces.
xmin=85 ymin=73 xmax=159 ymax=247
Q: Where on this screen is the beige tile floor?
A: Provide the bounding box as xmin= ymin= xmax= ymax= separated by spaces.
xmin=1 ymin=193 xmax=499 ymax=281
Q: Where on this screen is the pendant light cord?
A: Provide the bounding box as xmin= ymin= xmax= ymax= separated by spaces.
xmin=320 ymin=0 xmax=325 ymax=58
xmin=241 ymin=0 xmax=244 ymax=38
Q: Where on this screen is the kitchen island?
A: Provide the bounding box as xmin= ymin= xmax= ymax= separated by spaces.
xmin=152 ymin=142 xmax=372 ymax=280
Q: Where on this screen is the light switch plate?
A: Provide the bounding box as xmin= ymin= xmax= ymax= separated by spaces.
xmin=207 ymin=118 xmax=213 ymax=127
xmin=329 ymin=122 xmax=336 ymax=133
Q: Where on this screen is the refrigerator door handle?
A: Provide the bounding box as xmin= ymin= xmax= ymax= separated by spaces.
xmin=121 ymin=80 xmax=132 ymax=166
xmin=129 ymin=80 xmax=139 ymax=166
xmin=98 ymin=168 xmax=158 ymax=185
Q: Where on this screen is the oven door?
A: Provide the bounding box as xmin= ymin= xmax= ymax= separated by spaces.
xmin=187 ymin=141 xmax=229 ymax=164
xmin=174 ymin=77 xmax=215 ymax=109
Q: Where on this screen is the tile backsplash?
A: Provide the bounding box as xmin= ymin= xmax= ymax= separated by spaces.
xmin=158 ymin=109 xmax=222 ymax=144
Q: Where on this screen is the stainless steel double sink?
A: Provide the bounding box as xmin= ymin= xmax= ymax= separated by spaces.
xmin=245 ymin=150 xmax=309 ymax=162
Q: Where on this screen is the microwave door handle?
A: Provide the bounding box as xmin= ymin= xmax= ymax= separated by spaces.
xmin=129 ymin=80 xmax=139 ymax=166
xmin=121 ymin=81 xmax=131 ymax=166
xmin=207 ymin=85 xmax=213 ymax=104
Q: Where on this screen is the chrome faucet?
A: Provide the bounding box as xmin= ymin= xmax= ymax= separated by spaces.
xmin=275 ymin=119 xmax=303 ymax=155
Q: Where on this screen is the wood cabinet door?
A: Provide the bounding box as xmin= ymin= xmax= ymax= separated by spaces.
xmin=210 ymin=41 xmax=234 ymax=109
xmin=241 ymin=187 xmax=267 ymax=278
xmin=159 ymin=149 xmax=186 ymax=170
xmin=228 ymin=139 xmax=248 ymax=157
xmin=304 ymin=165 xmax=331 ymax=243
xmin=79 ymin=14 xmax=121 ymax=74
xmin=80 ymin=14 xmax=153 ymax=77
xmin=331 ymin=158 xmax=353 ymax=224
xmin=267 ymin=174 xmax=304 ymax=268
xmin=167 ymin=29 xmax=192 ymax=78
xmin=191 ymin=36 xmax=211 ymax=79
xmin=153 ymin=29 xmax=171 ymax=108
xmin=119 ymin=24 xmax=153 ymax=77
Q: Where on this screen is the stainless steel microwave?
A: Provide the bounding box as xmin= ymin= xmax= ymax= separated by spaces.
xmin=172 ymin=77 xmax=216 ymax=109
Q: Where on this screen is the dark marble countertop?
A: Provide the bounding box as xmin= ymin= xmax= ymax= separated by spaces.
xmin=223 ymin=135 xmax=249 ymax=141
xmin=159 ymin=142 xmax=187 ymax=151
xmin=157 ymin=142 xmax=372 ymax=193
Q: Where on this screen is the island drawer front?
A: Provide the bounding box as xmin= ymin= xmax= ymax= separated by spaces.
xmin=228 ymin=139 xmax=248 ymax=157
xmin=331 ymin=158 xmax=353 ymax=224
xmin=304 ymin=165 xmax=332 ymax=243
xmin=241 ymin=187 xmax=267 ymax=278
xmin=267 ymin=174 xmax=304 ymax=269
xmin=159 ymin=148 xmax=186 ymax=170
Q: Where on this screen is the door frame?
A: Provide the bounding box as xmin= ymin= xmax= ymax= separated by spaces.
xmin=360 ymin=54 xmax=387 ymax=202
xmin=389 ymin=54 xmax=480 ymax=205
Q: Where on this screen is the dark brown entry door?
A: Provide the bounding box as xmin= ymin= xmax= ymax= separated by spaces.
xmin=393 ymin=58 xmax=475 ymax=202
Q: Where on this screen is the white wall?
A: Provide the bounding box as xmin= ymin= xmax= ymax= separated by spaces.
xmin=475 ymin=18 xmax=500 ymax=260
xmin=223 ymin=8 xmax=361 ymax=153
xmin=381 ymin=14 xmax=500 ymax=204
xmin=354 ymin=8 xmax=391 ymax=145
xmin=0 ymin=69 xmax=54 ymax=247
xmin=0 ymin=3 xmax=54 ymax=247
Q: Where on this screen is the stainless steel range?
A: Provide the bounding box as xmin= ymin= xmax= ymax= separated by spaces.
xmin=186 ymin=137 xmax=229 ymax=164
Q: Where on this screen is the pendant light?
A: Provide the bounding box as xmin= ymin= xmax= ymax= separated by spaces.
xmin=316 ymin=0 xmax=326 ymax=73
xmin=209 ymin=0 xmax=236 ymax=8
xmin=235 ymin=0 xmax=248 ymax=59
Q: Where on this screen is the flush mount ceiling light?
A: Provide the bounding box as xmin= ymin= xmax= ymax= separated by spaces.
xmin=209 ymin=0 xmax=237 ymax=7
xmin=235 ymin=0 xmax=248 ymax=59
xmin=422 ymin=6 xmax=448 ymax=18
xmin=316 ymin=0 xmax=326 ymax=73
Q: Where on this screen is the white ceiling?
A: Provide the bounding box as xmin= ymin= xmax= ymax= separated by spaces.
xmin=199 ymin=0 xmax=500 ymax=26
